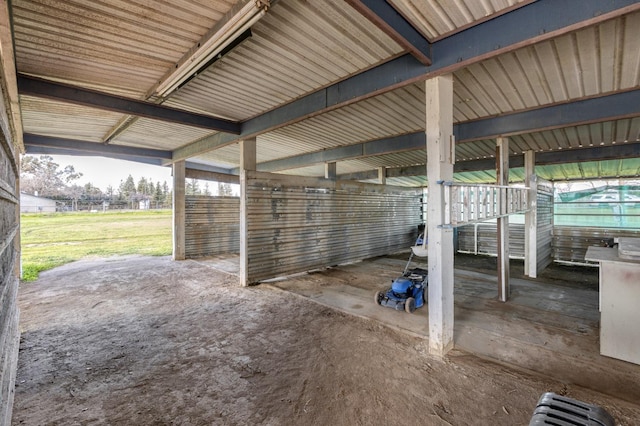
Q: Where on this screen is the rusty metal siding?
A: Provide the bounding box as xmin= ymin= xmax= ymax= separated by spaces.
xmin=0 ymin=127 xmax=20 ymax=424
xmin=185 ymin=195 xmax=240 ymax=258
xmin=244 ymin=171 xmax=421 ymax=283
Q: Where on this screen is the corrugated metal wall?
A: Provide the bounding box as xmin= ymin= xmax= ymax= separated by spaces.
xmin=536 ymin=181 xmax=554 ymax=272
xmin=185 ymin=195 xmax=239 ymax=258
xmin=552 ymin=227 xmax=640 ymax=264
xmin=0 ymin=129 xmax=20 ymax=424
xmin=244 ymin=171 xmax=421 ymax=283
xmin=457 ymin=222 xmax=525 ymax=257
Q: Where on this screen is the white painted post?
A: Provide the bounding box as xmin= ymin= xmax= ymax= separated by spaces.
xmin=240 ymin=138 xmax=257 ymax=287
xmin=172 ymin=160 xmax=186 ymax=261
xmin=377 ymin=167 xmax=386 ymax=185
xmin=325 ymin=162 xmax=337 ymax=180
xmin=496 ymin=137 xmax=509 ymax=301
xmin=426 ymin=75 xmax=455 ymax=357
xmin=524 ymin=150 xmax=538 ymax=278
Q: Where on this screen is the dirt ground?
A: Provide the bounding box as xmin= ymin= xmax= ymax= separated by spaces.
xmin=13 ymin=255 xmax=640 ymax=425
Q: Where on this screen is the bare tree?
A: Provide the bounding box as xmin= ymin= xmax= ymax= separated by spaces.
xmin=20 ymin=155 xmax=82 ymax=197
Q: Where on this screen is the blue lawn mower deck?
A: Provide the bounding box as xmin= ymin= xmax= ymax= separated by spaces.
xmin=374 ymin=267 xmax=428 ymax=314
xmin=374 ymin=230 xmax=428 ymax=314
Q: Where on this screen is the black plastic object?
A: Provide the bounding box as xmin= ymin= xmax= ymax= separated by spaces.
xmin=529 ymin=392 xmax=615 ymax=426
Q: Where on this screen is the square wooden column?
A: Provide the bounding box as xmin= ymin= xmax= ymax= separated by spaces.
xmin=426 ymin=75 xmax=455 ymax=358
xmin=240 ymin=138 xmax=257 ymax=287
xmin=172 ymin=160 xmax=186 ymax=260
xmin=325 ymin=162 xmax=336 ymax=180
xmin=524 ymin=150 xmax=538 ymax=278
xmin=496 ymin=137 xmax=510 ymax=301
xmin=377 ymin=167 xmax=386 ymax=185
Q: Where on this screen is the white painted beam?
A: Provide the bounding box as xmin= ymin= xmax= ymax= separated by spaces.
xmin=496 ymin=137 xmax=510 ymax=301
xmin=426 ymin=75 xmax=454 ymax=358
xmin=240 ymin=138 xmax=257 ymax=287
xmin=172 ymin=160 xmax=186 ymax=261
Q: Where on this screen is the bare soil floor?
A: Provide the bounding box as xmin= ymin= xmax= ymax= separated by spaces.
xmin=13 ymin=255 xmax=640 ymax=425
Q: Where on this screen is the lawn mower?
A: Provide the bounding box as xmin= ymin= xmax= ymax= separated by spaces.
xmin=374 ymin=229 xmax=428 ymax=314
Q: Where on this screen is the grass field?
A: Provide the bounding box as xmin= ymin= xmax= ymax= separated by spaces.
xmin=20 ymin=210 xmax=172 ymax=281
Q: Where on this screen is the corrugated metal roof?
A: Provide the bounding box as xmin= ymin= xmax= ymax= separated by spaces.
xmin=192 ymin=143 xmax=241 ymax=170
xmin=13 ymin=0 xmax=236 ymax=94
xmin=20 ymin=95 xmax=123 ymax=141
xmin=164 ymin=0 xmax=403 ymax=121
xmin=259 ymin=85 xmax=425 ymax=160
xmin=453 ymin=13 xmax=640 ymax=121
xmin=456 ymin=118 xmax=640 ymax=160
xmin=388 ymin=0 xmax=530 ymax=40
xmin=455 ymin=158 xmax=640 ymax=184
xmin=110 ymin=118 xmax=213 ymax=151
xmin=11 ymin=0 xmax=640 ymax=185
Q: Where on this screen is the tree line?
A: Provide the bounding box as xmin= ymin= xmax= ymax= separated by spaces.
xmin=20 ymin=155 xmax=234 ymax=211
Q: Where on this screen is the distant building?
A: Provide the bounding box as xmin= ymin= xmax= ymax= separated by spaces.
xmin=20 ymin=193 xmax=56 ymax=213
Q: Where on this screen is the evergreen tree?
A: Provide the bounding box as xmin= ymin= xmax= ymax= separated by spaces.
xmin=217 ymin=182 xmax=234 ymax=196
xmin=186 ymin=178 xmax=201 ymax=195
xmin=153 ymin=181 xmax=164 ymax=207
xmin=163 ymin=181 xmax=172 ymax=207
xmin=119 ymin=175 xmax=137 ymax=208
xmin=105 ymin=185 xmax=115 ymax=201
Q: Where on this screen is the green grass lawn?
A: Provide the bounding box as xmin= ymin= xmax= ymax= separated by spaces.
xmin=20 ymin=210 xmax=172 ymax=281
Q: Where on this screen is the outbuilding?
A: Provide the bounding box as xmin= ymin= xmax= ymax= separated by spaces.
xmin=1 ymin=0 xmax=640 ymax=423
xmin=19 ymin=193 xmax=56 ymax=213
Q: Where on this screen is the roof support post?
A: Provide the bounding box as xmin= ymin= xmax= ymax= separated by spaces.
xmin=240 ymin=138 xmax=257 ymax=287
xmin=496 ymin=137 xmax=510 ymax=301
xmin=377 ymin=167 xmax=386 ymax=185
xmin=172 ymin=160 xmax=186 ymax=261
xmin=325 ymin=162 xmax=337 ymax=180
xmin=426 ymin=75 xmax=454 ymax=358
xmin=524 ymin=150 xmax=538 ymax=278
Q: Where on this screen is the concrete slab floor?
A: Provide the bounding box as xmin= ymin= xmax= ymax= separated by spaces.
xmin=192 ymin=252 xmax=640 ymax=404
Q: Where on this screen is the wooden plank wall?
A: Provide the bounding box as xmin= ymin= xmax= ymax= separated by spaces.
xmin=0 ymin=131 xmax=20 ymax=426
xmin=185 ymin=195 xmax=240 ymax=258
xmin=244 ymin=171 xmax=421 ymax=283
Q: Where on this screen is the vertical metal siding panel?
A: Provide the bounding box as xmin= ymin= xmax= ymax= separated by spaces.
xmin=552 ymin=227 xmax=640 ymax=263
xmin=244 ymin=173 xmax=421 ymax=282
xmin=457 ymin=223 xmax=525 ymax=257
xmin=184 ymin=195 xmax=240 ymax=258
xmin=536 ymin=182 xmax=554 ymax=272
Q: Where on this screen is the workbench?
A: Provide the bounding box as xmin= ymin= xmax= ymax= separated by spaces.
xmin=585 ymin=238 xmax=640 ymax=365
